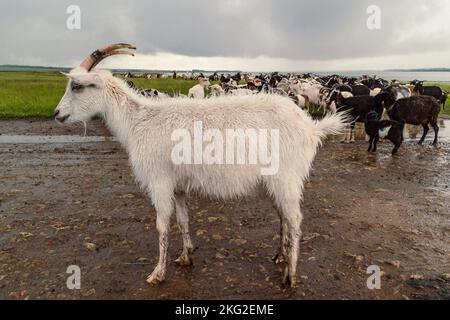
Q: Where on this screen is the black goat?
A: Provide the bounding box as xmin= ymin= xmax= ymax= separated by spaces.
xmin=231 ymin=72 xmax=242 ymax=83
xmin=220 ymin=74 xmax=230 ymax=83
xmin=365 ymin=111 xmax=404 ymax=155
xmin=411 ymin=81 xmax=443 ymax=104
xmin=386 ymin=96 xmax=441 ymax=145
xmin=350 ymin=84 xmax=371 ymax=96
xmin=336 ymin=93 xmax=383 ymax=142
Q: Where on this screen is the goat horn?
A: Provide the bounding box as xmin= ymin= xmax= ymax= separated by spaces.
xmin=80 ymin=43 xmax=136 ymax=71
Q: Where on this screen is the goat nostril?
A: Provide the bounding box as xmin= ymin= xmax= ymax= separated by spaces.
xmin=54 ymin=110 xmax=60 ymax=118
xmin=56 ymin=114 xmax=70 ymax=123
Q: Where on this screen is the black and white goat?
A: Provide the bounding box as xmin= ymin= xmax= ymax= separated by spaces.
xmin=364 ymin=111 xmax=404 ymax=155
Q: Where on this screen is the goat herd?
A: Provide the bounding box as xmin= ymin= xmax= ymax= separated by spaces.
xmin=126 ymin=72 xmax=447 ymax=155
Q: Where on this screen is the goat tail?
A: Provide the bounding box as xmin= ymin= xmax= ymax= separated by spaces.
xmin=314 ymin=111 xmax=351 ymax=139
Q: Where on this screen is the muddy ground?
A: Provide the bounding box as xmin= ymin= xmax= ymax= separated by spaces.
xmin=0 ymin=119 xmax=449 ymax=300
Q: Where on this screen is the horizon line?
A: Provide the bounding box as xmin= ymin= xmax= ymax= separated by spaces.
xmin=1 ymin=64 xmax=450 ymax=74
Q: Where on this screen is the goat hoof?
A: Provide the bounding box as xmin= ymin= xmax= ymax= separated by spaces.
xmin=288 ymin=276 xmax=298 ymax=288
xmin=146 ymin=276 xmax=163 ymax=286
xmin=271 ymin=253 xmax=286 ymax=264
xmin=175 ymin=255 xmax=193 ymax=266
xmin=146 ymin=271 xmax=165 ymax=285
xmin=282 ymin=274 xmax=298 ymax=288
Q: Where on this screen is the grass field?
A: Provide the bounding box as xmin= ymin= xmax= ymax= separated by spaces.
xmin=1 ymin=71 xmax=449 ymax=118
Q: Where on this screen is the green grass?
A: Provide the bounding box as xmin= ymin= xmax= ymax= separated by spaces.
xmin=425 ymin=82 xmax=450 ymax=116
xmin=0 ymin=72 xmax=67 ymax=117
xmin=0 ymin=71 xmax=449 ymax=118
xmin=126 ymin=78 xmax=199 ymax=95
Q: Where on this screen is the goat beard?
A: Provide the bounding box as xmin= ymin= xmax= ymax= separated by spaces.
xmin=79 ymin=121 xmax=87 ymax=137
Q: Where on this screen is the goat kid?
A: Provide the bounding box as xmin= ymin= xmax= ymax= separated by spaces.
xmin=365 ymin=111 xmax=404 ymax=155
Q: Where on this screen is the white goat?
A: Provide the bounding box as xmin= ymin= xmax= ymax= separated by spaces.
xmin=208 ymin=84 xmax=225 ymax=97
xmin=288 ymin=93 xmax=309 ymax=110
xmin=370 ymin=88 xmax=381 ymax=96
xmin=54 ymin=44 xmax=348 ymax=287
xmin=289 ymin=79 xmax=323 ymax=108
xmin=228 ymin=88 xmax=256 ymax=96
xmin=188 ymin=77 xmax=210 ymax=98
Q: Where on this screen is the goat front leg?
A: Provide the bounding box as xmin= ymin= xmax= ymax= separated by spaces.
xmin=174 ymin=191 xmax=194 ymax=266
xmin=418 ymin=123 xmax=429 ymax=145
xmin=147 ymin=193 xmax=174 ymax=285
xmin=372 ymin=134 xmax=379 ymax=152
xmin=350 ymin=123 xmax=356 ymax=143
xmin=342 ymin=125 xmax=350 ymax=143
xmin=368 ymin=136 xmax=374 ymax=152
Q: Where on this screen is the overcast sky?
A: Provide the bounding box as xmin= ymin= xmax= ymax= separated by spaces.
xmin=1 ymin=0 xmax=450 ymax=71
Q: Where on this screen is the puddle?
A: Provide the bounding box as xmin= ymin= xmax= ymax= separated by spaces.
xmin=0 ymin=135 xmax=116 ymax=144
xmin=1 ymin=119 xmax=448 ymax=144
xmin=334 ymin=119 xmax=450 ymax=142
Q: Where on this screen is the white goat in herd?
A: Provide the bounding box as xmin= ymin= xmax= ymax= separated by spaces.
xmin=54 ymin=44 xmax=348 ymax=287
xmin=188 ymin=77 xmax=210 ymax=98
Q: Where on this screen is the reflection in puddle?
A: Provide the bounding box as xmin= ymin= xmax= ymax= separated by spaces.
xmin=333 ymin=119 xmax=450 ymax=142
xmin=0 ymin=135 xmax=115 ymax=144
xmin=0 ymin=120 xmax=448 ymax=144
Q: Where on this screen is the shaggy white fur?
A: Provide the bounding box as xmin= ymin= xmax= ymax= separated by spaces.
xmin=55 ymin=67 xmax=348 ymax=287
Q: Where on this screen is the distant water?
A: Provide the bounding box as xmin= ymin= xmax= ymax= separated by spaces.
xmin=203 ymin=70 xmax=450 ymax=82
xmin=2 ymin=65 xmax=450 ymax=82
xmin=303 ymin=71 xmax=450 ymax=82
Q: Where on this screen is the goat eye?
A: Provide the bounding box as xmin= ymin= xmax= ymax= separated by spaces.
xmin=71 ymin=83 xmax=84 ymax=92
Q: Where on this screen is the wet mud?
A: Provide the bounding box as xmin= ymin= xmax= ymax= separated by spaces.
xmin=0 ymin=119 xmax=449 ymax=300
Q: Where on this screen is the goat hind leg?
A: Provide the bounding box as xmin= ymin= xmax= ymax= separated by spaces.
xmin=272 ymin=213 xmax=288 ymax=264
xmin=281 ymin=201 xmax=302 ymax=288
xmin=147 ymin=194 xmax=174 ymax=285
xmin=174 ymin=191 xmax=194 ymax=266
xmin=372 ymin=135 xmax=379 ymax=152
xmin=431 ymin=123 xmax=439 ymax=145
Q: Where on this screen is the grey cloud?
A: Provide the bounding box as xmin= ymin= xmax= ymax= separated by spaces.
xmin=0 ymin=0 xmax=449 ymax=66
